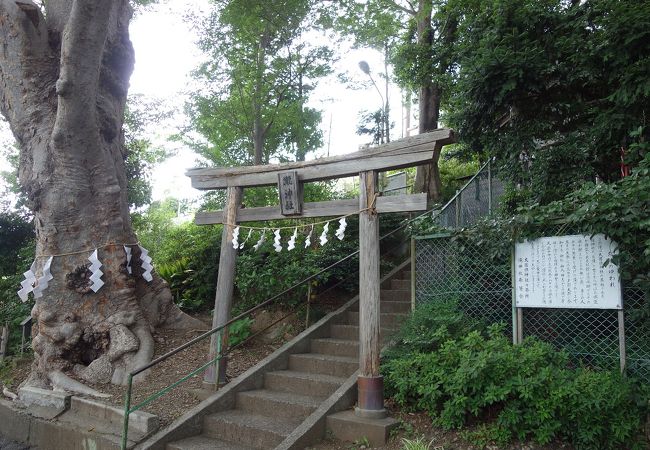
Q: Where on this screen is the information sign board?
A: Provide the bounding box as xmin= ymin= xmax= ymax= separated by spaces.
xmin=514 ymin=234 xmax=622 ymax=309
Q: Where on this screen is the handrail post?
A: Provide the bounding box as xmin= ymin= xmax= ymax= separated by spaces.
xmin=214 ymin=329 xmax=224 ymax=390
xmin=121 ymin=374 xmax=133 ymax=450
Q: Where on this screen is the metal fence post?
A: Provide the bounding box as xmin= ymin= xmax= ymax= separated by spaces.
xmin=455 ymin=190 xmax=461 ymax=227
xmin=410 ymin=238 xmax=416 ymax=312
xmin=511 ymin=247 xmax=518 ymax=345
xmin=618 ymin=309 xmax=626 ymax=374
xmin=487 ymin=159 xmax=493 ymax=213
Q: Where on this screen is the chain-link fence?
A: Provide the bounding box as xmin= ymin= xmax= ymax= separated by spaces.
xmin=414 ymin=231 xmax=650 ymax=381
xmin=436 ymin=160 xmax=505 ymax=228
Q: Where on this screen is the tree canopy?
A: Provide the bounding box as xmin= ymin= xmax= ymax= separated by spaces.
xmin=188 ymin=0 xmax=333 ymax=166
xmin=448 ymin=0 xmax=650 ymax=204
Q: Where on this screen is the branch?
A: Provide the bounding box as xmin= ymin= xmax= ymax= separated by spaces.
xmin=384 ymin=0 xmax=416 ymax=16
xmin=0 ymin=0 xmax=53 ymax=141
xmin=53 ymin=0 xmax=114 ymax=133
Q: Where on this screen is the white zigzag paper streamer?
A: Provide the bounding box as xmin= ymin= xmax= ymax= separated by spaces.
xmin=87 ymin=250 xmax=104 ymax=293
xmin=253 ymin=230 xmax=266 ymax=251
xmin=240 ymin=229 xmax=252 ymax=249
xmin=305 ymin=225 xmax=313 ymax=248
xmin=138 ymin=245 xmax=154 ymax=282
xmin=124 ymin=245 xmax=132 ymax=274
xmin=273 ymin=229 xmax=282 ymax=253
xmin=287 ymin=227 xmax=298 ymax=251
xmin=33 ymin=256 xmax=54 ymax=298
xmin=335 ymin=217 xmax=347 ymax=241
xmin=17 ymin=261 xmax=37 ymax=302
xmin=319 ymin=222 xmax=329 ymax=246
xmin=231 ymin=226 xmax=240 ymax=249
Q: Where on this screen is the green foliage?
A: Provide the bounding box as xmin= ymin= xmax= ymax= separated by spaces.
xmin=383 ymin=300 xmax=484 ymax=360
xmin=228 ymin=317 xmax=253 ymax=347
xmin=188 ymin=0 xmax=332 ymax=165
xmin=438 ymin=149 xmax=481 ymax=202
xmin=0 ymin=211 xmax=33 ymax=276
xmin=401 ymin=436 xmax=434 ymax=450
xmin=449 ymin=0 xmax=650 ymax=204
xmin=134 ymin=199 xmax=222 ymax=312
xmin=0 ymin=230 xmax=35 ymax=357
xmin=384 ymin=319 xmax=648 ymax=449
xmin=411 ymin=153 xmax=650 ymax=295
xmin=123 ymin=95 xmax=171 ymax=210
xmin=234 ymin=217 xmax=360 ymax=313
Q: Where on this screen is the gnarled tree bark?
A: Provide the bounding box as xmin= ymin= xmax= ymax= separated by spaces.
xmin=0 ymin=0 xmax=201 ymax=395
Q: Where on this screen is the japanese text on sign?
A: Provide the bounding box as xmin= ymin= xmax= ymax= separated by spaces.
xmin=277 ymin=170 xmax=301 ymax=216
xmin=514 ymin=234 xmax=622 ymax=310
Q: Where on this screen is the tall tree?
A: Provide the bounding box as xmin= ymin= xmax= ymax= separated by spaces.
xmin=0 ymin=0 xmax=199 ymax=393
xmin=189 ymin=0 xmax=332 ymax=166
xmin=391 ymin=0 xmax=458 ymax=203
xmin=449 ymin=0 xmax=650 ymax=205
xmin=336 ymin=0 xmax=458 ymax=203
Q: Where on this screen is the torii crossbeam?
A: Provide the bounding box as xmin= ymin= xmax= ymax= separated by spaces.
xmin=186 ymin=129 xmax=455 ymax=417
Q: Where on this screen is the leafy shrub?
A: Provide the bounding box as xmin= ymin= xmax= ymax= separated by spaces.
xmin=228 ymin=317 xmax=252 ymax=347
xmin=401 ymin=436 xmax=434 ymax=450
xmin=383 ymin=319 xmax=648 ymax=449
xmin=383 ymin=299 xmax=485 ymax=359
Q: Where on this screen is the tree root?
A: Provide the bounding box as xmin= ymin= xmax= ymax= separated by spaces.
xmin=49 ymin=370 xmax=110 ymax=398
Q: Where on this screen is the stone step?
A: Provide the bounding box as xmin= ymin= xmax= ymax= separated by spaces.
xmin=329 ymin=324 xmax=397 ymax=341
xmin=346 ymin=311 xmax=409 ymax=328
xmin=236 ymin=389 xmax=321 ymax=420
xmin=381 ymin=289 xmax=410 ymax=302
xmin=203 ymin=409 xmax=296 ymax=449
xmin=264 ymin=370 xmax=346 ymax=398
xmin=311 ymin=338 xmax=359 ymax=358
xmin=349 ymin=300 xmax=411 ymax=314
xmin=390 ymin=278 xmax=411 ymax=290
xmin=166 ymin=435 xmax=255 ymax=450
xmin=288 ymin=353 xmax=358 ymax=378
xmin=330 ymin=324 xmax=358 ymax=340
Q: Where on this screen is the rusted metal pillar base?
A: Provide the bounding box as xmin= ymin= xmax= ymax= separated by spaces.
xmin=355 ymin=375 xmax=386 ymax=419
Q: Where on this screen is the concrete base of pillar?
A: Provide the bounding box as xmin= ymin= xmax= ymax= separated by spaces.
xmin=327 ymin=410 xmax=399 ymax=447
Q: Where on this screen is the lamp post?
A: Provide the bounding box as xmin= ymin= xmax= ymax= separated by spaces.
xmin=358 ymin=60 xmax=386 ymax=144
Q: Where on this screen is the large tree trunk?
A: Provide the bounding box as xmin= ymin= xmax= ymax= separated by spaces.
xmin=413 ymin=0 xmax=443 ymax=204
xmin=0 ymin=0 xmax=201 ymax=394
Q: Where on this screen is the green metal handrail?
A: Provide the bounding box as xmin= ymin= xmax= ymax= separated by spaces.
xmin=120 ymin=160 xmax=496 ymax=448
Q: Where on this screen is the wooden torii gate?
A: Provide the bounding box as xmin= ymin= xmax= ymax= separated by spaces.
xmin=186 ymin=129 xmax=455 ymax=417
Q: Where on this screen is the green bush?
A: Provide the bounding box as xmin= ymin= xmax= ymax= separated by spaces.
xmin=228 ymin=317 xmax=253 ymax=347
xmin=383 ymin=299 xmax=485 ymax=359
xmin=383 ymin=317 xmax=648 ymax=449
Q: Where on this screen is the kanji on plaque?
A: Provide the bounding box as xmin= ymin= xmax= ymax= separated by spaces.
xmin=514 ymin=234 xmax=622 ymax=310
xmin=277 ymin=170 xmax=302 ymax=216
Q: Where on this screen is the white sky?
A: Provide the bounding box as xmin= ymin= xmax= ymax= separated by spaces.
xmin=0 ymin=2 xmax=412 ymax=205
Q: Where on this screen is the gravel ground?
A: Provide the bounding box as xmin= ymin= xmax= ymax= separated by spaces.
xmin=1 ymin=313 xmax=295 ymax=428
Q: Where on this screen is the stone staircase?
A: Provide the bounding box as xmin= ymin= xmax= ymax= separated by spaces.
xmin=164 ymin=267 xmax=411 ymax=450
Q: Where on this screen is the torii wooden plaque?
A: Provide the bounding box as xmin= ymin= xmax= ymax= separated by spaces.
xmin=186 ymin=129 xmax=455 ymax=417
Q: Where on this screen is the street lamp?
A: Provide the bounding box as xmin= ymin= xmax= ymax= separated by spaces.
xmin=358 ymin=60 xmax=386 ymax=144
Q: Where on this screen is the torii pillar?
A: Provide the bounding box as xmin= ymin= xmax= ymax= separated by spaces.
xmin=357 ymin=170 xmax=384 ymax=417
